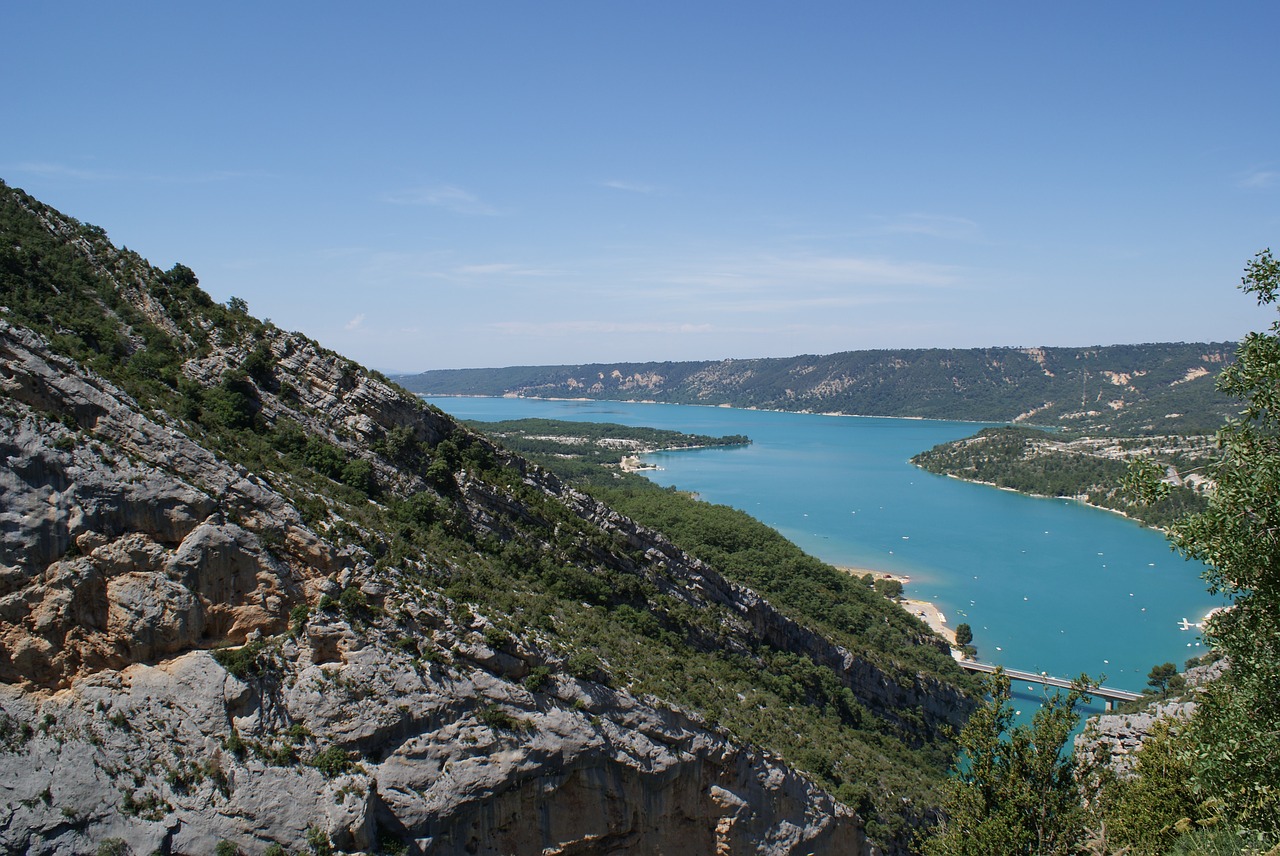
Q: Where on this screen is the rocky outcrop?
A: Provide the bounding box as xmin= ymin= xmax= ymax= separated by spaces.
xmin=0 ymin=315 xmax=875 ymax=853
xmin=0 ymin=318 xmax=881 ymax=855
xmin=0 ymin=630 xmax=866 ymax=855
xmin=0 ymin=181 xmax=981 ymax=854
xmin=1075 ymin=659 xmax=1226 ymax=777
xmin=0 ymin=321 xmax=329 ymax=689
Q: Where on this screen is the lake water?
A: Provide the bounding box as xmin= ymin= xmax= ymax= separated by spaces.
xmin=427 ymin=396 xmax=1221 ymax=706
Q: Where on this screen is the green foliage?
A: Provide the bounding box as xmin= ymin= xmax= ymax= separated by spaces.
xmin=924 ymin=669 xmax=1096 ymax=855
xmin=120 ymin=788 xmax=169 ymax=820
xmin=482 ymin=625 xmax=511 ymax=649
xmin=1161 ymin=249 xmax=1280 ymax=841
xmin=289 ymin=603 xmax=310 ymax=636
xmin=199 ymin=374 xmax=260 ymax=430
xmin=1121 ymin=455 xmax=1174 ymax=506
xmin=954 ymin=622 xmax=973 ymax=648
xmin=1087 ymin=718 xmax=1205 ymax=855
xmin=873 ymin=577 xmax=903 ymax=599
xmin=340 ymin=458 xmax=377 ymax=496
xmin=1103 ymin=250 xmax=1280 ymax=847
xmin=339 ymin=586 xmax=378 ymax=623
xmin=211 ymin=639 xmax=275 ymax=680
xmin=214 ymin=840 xmax=243 ymax=856
xmin=564 ymin=650 xmax=603 ymax=682
xmin=310 ymin=745 xmax=355 ymax=778
xmin=224 ymin=728 xmax=247 ymax=757
xmin=466 ymin=417 xmax=750 ymax=465
xmin=306 ymin=825 xmax=332 ymax=856
xmin=913 ymin=426 xmax=1210 ymax=529
xmin=95 ymin=840 xmax=130 ymax=856
xmin=242 ymin=342 xmax=275 ymax=384
xmin=523 ymin=665 xmax=552 ymax=692
xmin=1146 ymin=662 xmax=1184 ymax=694
xmin=1168 ymin=827 xmax=1260 ymax=855
xmin=584 ymin=478 xmax=965 ymax=682
xmin=478 ymin=704 xmax=524 ymax=731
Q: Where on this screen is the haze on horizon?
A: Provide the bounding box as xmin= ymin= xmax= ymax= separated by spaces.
xmin=3 ymin=3 xmax=1278 ymax=373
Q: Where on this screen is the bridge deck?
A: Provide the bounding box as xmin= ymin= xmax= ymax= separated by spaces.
xmin=959 ymin=661 xmax=1144 ymax=703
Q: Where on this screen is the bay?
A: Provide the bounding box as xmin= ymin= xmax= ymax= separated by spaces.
xmin=427 ymin=396 xmax=1220 ymax=705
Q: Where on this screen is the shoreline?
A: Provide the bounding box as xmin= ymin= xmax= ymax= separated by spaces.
xmin=418 ymin=393 xmax=997 ymax=426
xmin=937 ymin=473 xmax=1170 ymax=533
xmin=837 ymin=567 xmax=960 ymax=652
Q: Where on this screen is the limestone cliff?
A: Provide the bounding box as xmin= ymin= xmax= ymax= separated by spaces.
xmin=0 ymin=180 xmax=973 ymax=854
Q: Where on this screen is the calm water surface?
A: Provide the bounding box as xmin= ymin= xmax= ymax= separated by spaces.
xmin=428 ymin=397 xmax=1220 ymax=703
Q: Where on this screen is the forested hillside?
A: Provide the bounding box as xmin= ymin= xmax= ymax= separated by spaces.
xmin=397 ymin=343 xmax=1237 ymax=435
xmin=911 ymin=427 xmax=1213 ymax=529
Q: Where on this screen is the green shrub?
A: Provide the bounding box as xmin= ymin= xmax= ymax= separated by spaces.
xmin=310 ymin=745 xmax=354 ymax=778
xmin=224 ymin=729 xmax=246 ymax=757
xmin=211 ymin=639 xmax=274 ymax=679
xmin=523 ymin=666 xmax=552 ymax=693
xmin=482 ymin=625 xmax=511 ymax=650
xmin=290 ymin=603 xmax=310 ymax=636
xmin=1168 ymin=827 xmax=1254 ymax=855
xmin=339 ymin=586 xmax=371 ymax=621
xmin=565 ymin=651 xmax=602 ymax=682
xmin=341 ymin=458 xmax=376 ymax=496
xmin=306 ymin=825 xmax=333 ymax=856
xmin=478 ymin=704 xmax=524 ymax=732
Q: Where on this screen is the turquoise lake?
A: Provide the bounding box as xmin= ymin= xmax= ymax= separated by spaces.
xmin=426 ymin=396 xmax=1221 ymax=709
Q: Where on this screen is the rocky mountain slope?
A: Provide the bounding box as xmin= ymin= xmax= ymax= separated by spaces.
xmin=0 ymin=180 xmax=975 ymax=854
xmin=397 ymin=344 xmax=1238 ymax=435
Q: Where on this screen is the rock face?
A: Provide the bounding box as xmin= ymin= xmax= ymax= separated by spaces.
xmin=0 ymin=182 xmax=974 ymax=854
xmin=0 ymin=321 xmax=315 ymax=689
xmin=0 ymin=316 xmax=892 ymax=854
xmin=0 ymin=642 xmax=864 ymax=856
xmin=1075 ymin=659 xmax=1226 ymax=777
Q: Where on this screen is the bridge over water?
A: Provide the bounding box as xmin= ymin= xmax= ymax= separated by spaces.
xmin=959 ymin=661 xmax=1145 ymax=711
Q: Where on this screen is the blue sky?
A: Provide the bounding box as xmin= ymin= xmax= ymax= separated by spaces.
xmin=4 ymin=3 xmax=1278 ymax=371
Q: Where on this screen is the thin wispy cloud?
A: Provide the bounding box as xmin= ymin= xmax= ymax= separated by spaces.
xmin=344 ymin=313 xmax=365 ymax=330
xmin=453 ymin=262 xmax=559 ymax=277
xmin=877 ymin=213 xmax=981 ymax=241
xmin=600 ymin=179 xmax=662 ymax=195
xmin=381 ymin=184 xmax=503 ymax=215
xmin=9 ymin=162 xmax=260 ymax=184
xmin=11 ymin=162 xmax=124 ymax=181
xmin=658 ymin=253 xmax=959 ymax=296
xmin=1239 ymin=169 xmax=1279 ymax=189
xmin=489 ymin=320 xmax=715 ymax=336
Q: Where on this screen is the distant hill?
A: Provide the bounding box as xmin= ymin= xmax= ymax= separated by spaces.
xmin=396 ymin=343 xmax=1240 ymax=435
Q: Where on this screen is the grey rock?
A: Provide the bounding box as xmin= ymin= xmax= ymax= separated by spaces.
xmin=0 ymin=196 xmax=976 ymax=852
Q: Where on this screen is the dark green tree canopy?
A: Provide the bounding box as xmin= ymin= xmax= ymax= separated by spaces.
xmin=1166 ymin=248 xmax=1280 ymax=837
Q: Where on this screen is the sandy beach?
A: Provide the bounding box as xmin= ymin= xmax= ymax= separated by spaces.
xmin=838 ymin=567 xmax=960 ymax=651
xmin=619 ymin=454 xmax=658 ymax=472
